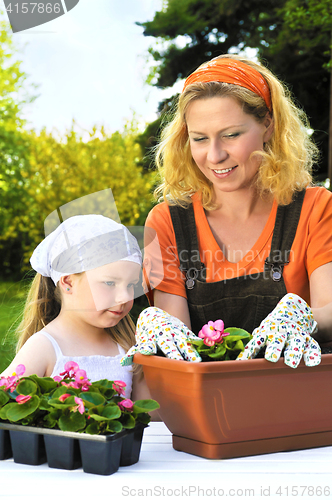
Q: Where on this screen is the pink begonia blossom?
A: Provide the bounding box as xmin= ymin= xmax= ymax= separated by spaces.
xmin=13 ymin=365 xmax=26 ymax=377
xmin=0 ymin=365 xmax=26 ymax=392
xmin=61 ymin=381 xmax=80 ymax=389
xmin=56 ymin=363 xmax=91 ymax=391
xmin=60 ymin=361 xmax=80 ymax=379
xmin=59 ymin=393 xmax=71 ymax=402
xmin=72 ymin=397 xmax=85 ymax=415
xmin=74 ymin=370 xmax=91 ymax=391
xmin=112 ymin=380 xmax=126 ymax=396
xmin=79 ymin=381 xmax=91 ymax=392
xmin=118 ymin=398 xmax=134 ymax=412
xmin=53 ymin=376 xmax=62 ymax=382
xmin=16 ymin=394 xmax=31 ymax=404
xmin=198 ymin=320 xmax=229 ymax=347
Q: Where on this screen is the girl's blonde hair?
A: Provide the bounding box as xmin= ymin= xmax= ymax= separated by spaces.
xmin=155 ymin=54 xmax=318 ymax=208
xmin=16 ymin=273 xmax=136 ymax=354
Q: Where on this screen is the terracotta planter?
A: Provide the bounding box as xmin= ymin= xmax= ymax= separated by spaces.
xmin=134 ymin=353 xmax=332 ymax=459
xmin=0 ymin=422 xmax=147 ymax=474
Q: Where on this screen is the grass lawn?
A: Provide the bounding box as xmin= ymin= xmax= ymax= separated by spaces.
xmin=0 ymin=280 xmax=29 ymax=373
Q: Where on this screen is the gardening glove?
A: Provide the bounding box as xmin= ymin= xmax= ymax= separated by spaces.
xmin=120 ymin=307 xmax=202 ymax=366
xmin=236 ymin=293 xmax=321 ymax=368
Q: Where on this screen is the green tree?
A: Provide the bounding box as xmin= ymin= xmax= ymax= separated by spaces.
xmin=0 ymin=19 xmax=37 ymax=279
xmin=0 ymin=122 xmax=156 ymax=277
xmin=137 ymin=0 xmax=331 ymax=178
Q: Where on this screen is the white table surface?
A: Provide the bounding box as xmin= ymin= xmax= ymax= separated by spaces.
xmin=1 ymin=422 xmax=332 ymax=500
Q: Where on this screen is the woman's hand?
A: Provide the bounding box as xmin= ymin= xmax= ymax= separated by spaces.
xmin=120 ymin=307 xmax=201 ymax=366
xmin=237 ymin=293 xmax=321 ymax=368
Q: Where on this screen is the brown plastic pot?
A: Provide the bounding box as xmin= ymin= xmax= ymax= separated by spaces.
xmin=134 ymin=353 xmax=332 ymax=459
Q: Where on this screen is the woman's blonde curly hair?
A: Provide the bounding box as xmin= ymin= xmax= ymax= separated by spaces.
xmin=154 ymin=54 xmax=318 ymax=209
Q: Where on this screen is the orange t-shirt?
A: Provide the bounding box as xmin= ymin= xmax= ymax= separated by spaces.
xmin=144 ymin=186 xmax=332 ymax=306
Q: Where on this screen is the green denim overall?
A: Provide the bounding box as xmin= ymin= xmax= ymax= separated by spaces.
xmin=169 ymin=190 xmax=305 ymax=335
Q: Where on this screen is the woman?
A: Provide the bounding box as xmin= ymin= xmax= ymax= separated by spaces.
xmin=122 ymin=55 xmax=332 ymax=368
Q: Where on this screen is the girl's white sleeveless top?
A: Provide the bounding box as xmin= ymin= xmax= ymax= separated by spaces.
xmin=38 ymin=331 xmax=133 ymax=398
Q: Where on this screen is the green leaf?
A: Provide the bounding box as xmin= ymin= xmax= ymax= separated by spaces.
xmin=189 ymin=339 xmax=205 ymax=348
xmin=0 ymin=403 xmax=14 ymax=420
xmin=133 ymin=399 xmax=160 ymax=413
xmin=106 ymin=420 xmax=123 ymax=433
xmin=121 ymin=413 xmax=136 ymax=429
xmin=101 ymin=404 xmax=121 ymax=420
xmin=6 ymin=395 xmax=40 ymax=422
xmin=224 ymin=328 xmax=251 ymax=339
xmin=85 ymin=421 xmax=101 ymax=435
xmin=92 ymin=380 xmax=116 ymax=399
xmin=51 ymin=386 xmax=78 ymax=399
xmin=87 ymin=404 xmax=121 ymax=422
xmin=228 ymin=339 xmax=245 ymax=351
xmin=28 ymin=375 xmax=58 ymax=393
xmin=48 ymin=397 xmax=75 ymax=410
xmin=136 ymin=413 xmax=151 ymax=425
xmin=0 ymin=390 xmax=10 ymax=407
xmin=207 ymin=347 xmax=227 ymax=360
xmin=80 ymin=391 xmax=105 ymax=408
xmin=43 ymin=410 xmax=61 ymax=428
xmin=87 ymin=413 xmax=108 ymax=422
xmin=58 ymin=411 xmax=86 ymax=432
xmin=39 ymin=396 xmax=52 ymax=411
xmin=16 ymin=379 xmax=38 ymax=396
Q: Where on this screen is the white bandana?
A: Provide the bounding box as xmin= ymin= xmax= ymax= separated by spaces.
xmin=30 ymin=215 xmax=142 ymax=285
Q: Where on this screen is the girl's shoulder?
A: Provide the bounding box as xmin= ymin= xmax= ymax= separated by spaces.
xmin=1 ymin=330 xmax=56 ymax=378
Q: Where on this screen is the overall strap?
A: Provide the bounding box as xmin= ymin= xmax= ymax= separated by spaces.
xmin=169 ymin=203 xmax=205 ymax=288
xmin=170 ymin=189 xmax=306 ymax=287
xmin=265 ymin=189 xmax=306 ymax=281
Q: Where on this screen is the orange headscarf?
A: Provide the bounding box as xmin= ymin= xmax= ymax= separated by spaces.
xmin=183 ymin=58 xmax=272 ymax=111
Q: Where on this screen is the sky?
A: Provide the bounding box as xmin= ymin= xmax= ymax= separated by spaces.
xmin=0 ymin=0 xmax=184 ymax=138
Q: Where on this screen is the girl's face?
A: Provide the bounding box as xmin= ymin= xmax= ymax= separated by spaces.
xmin=186 ymin=96 xmax=273 ymax=201
xmin=70 ymin=260 xmax=140 ymax=329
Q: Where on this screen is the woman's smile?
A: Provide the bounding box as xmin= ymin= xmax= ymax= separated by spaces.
xmin=212 ymin=165 xmax=238 ymax=177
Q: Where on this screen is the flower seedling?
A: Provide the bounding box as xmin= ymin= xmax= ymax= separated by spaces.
xmin=190 ymin=320 xmax=252 ymax=361
xmin=0 ymin=362 xmax=159 ymax=434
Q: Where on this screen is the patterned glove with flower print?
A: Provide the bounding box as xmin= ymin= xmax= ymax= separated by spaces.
xmin=237 ymin=293 xmax=321 ymax=368
xmin=120 ymin=307 xmax=201 ymax=366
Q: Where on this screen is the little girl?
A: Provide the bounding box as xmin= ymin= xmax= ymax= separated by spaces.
xmin=1 ymin=214 xmax=150 ymax=402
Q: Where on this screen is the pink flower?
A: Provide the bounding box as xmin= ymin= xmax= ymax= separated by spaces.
xmin=16 ymin=394 xmax=31 ymax=404
xmin=59 ymin=393 xmax=71 ymax=402
xmin=13 ymin=365 xmax=26 ymax=377
xmin=0 ymin=365 xmax=26 ymax=392
xmin=113 ymin=380 xmax=126 ymax=396
xmin=59 ymin=361 xmax=80 ymax=379
xmin=72 ymin=397 xmax=85 ymax=415
xmin=53 ymin=376 xmax=62 ymax=382
xmin=61 ymin=381 xmax=78 ymax=389
xmin=74 ymin=370 xmax=91 ymax=391
xmin=0 ymin=378 xmax=8 ymax=388
xmin=118 ymin=398 xmax=134 ymax=412
xmin=198 ymin=320 xmax=229 ymax=346
xmin=75 ymin=369 xmax=88 ymax=382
